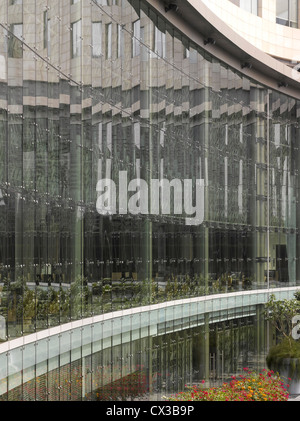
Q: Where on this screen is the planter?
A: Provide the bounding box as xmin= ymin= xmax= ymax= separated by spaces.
xmin=267 ymin=357 xmax=300 ymax=395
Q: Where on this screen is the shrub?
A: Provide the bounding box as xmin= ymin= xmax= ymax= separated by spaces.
xmin=165 ymin=368 xmax=289 ymax=401
xmin=266 ymin=337 xmax=300 ymax=379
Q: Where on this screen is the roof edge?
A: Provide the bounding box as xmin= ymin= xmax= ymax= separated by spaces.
xmin=147 ymin=0 xmax=300 ymax=99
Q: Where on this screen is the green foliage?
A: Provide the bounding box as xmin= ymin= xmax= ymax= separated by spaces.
xmin=294 ymin=290 xmax=300 ymax=302
xmin=267 ymin=337 xmax=300 ymax=361
xmin=264 ymin=291 xmax=300 ymax=373
xmin=0 ymin=273 xmax=222 ymax=332
xmin=266 ymin=337 xmax=300 ymax=379
xmin=264 ymin=292 xmax=300 ymax=349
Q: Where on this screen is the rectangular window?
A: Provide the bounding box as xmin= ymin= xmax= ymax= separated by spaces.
xmin=10 ymin=0 xmax=22 ymax=4
xmin=183 ymin=39 xmax=189 ymax=59
xmin=276 ymin=0 xmax=298 ymax=27
xmin=228 ymin=0 xmax=258 ymax=15
xmin=117 ymin=24 xmax=123 ymax=58
xmin=277 ymin=0 xmax=289 ymax=24
xmin=154 ymin=27 xmax=166 ymax=58
xmin=95 ymin=0 xmax=108 ymax=5
xmin=240 ymin=0 xmax=258 ymax=15
xmin=140 ymin=26 xmax=147 ymax=61
xmin=8 ymin=24 xmax=23 ymax=58
xmin=290 ymin=0 xmax=298 ymax=26
xmin=71 ymin=20 xmax=81 ymax=58
xmin=92 ymin=22 xmax=102 ymax=57
xmin=132 ymin=20 xmax=140 ymax=57
xmin=106 ymin=23 xmax=112 ymax=59
xmin=44 ymin=11 xmax=51 ymax=56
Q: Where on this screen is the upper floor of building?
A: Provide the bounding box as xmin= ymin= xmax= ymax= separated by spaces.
xmin=200 ymin=0 xmax=300 ymax=66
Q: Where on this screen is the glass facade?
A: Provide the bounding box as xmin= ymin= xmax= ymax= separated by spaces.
xmin=0 ymin=0 xmax=299 ymax=401
xmin=0 ymin=0 xmax=299 ymax=341
xmin=0 ymin=314 xmax=265 ymax=401
xmin=0 ymin=290 xmax=282 ymax=401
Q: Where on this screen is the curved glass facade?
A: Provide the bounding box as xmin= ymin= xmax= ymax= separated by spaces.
xmin=1 ymin=289 xmax=293 ymax=401
xmin=0 ymin=310 xmax=267 ymax=401
xmin=0 ymin=0 xmax=299 ymax=346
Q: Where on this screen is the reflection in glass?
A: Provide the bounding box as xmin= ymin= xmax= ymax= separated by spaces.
xmin=8 ymin=24 xmax=23 ymax=58
xmin=0 ymin=0 xmax=298 ymax=354
xmin=276 ymin=0 xmax=298 ymax=27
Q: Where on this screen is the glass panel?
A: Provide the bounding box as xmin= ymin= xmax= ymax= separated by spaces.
xmin=72 ymin=20 xmax=82 ymax=58
xmin=106 ymin=23 xmax=112 ymax=58
xmin=92 ymin=22 xmax=102 ymax=57
xmin=132 ymin=19 xmax=140 ymax=57
xmin=276 ymin=0 xmax=298 ymax=27
xmin=7 ymin=347 xmax=22 ymax=400
xmin=71 ymin=328 xmax=82 ymax=363
xmin=277 ymin=0 xmax=289 ymax=19
xmin=0 ymin=353 xmax=7 ymax=397
xmin=8 ymin=24 xmax=23 ymax=58
xmin=0 ymin=1 xmax=299 ymax=404
xmin=240 ymin=0 xmax=258 ymax=15
xmin=290 ymin=0 xmax=298 ymax=26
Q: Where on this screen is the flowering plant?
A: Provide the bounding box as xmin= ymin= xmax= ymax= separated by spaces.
xmin=165 ymin=368 xmax=289 ymax=401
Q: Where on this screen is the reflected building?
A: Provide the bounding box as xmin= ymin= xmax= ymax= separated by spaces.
xmin=0 ymin=0 xmax=299 ymax=400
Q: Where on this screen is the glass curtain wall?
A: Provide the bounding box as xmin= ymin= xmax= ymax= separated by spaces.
xmin=0 ymin=0 xmax=299 ymax=342
xmin=0 ymin=303 xmax=267 ymax=401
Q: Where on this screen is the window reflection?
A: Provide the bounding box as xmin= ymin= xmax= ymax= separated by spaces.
xmin=8 ymin=24 xmax=23 ymax=58
xmin=276 ymin=0 xmax=298 ymax=27
xmin=71 ymin=20 xmax=82 ymax=58
xmin=0 ymin=0 xmax=298 ymax=344
xmin=92 ymin=22 xmax=102 ymax=57
xmin=0 ymin=305 xmax=271 ymax=401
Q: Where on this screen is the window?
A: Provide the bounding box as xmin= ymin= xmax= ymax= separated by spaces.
xmin=92 ymin=22 xmax=102 ymax=57
xmin=44 ymin=11 xmax=51 ymax=56
xmin=154 ymin=27 xmax=166 ymax=58
xmin=140 ymin=26 xmax=147 ymax=61
xmin=105 ymin=23 xmax=112 ymax=59
xmin=276 ymin=0 xmax=298 ymax=27
xmin=132 ymin=20 xmax=140 ymax=57
xmin=71 ymin=20 xmax=81 ymax=58
xmin=240 ymin=0 xmax=258 ymax=15
xmin=8 ymin=24 xmax=23 ymax=58
xmin=228 ymin=0 xmax=258 ymax=15
xmin=95 ymin=0 xmax=108 ymax=5
xmin=183 ymin=39 xmax=189 ymax=59
xmin=117 ymin=24 xmax=123 ymax=58
xmin=95 ymin=0 xmax=119 ymax=4
xmin=10 ymin=0 xmax=22 ymax=4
